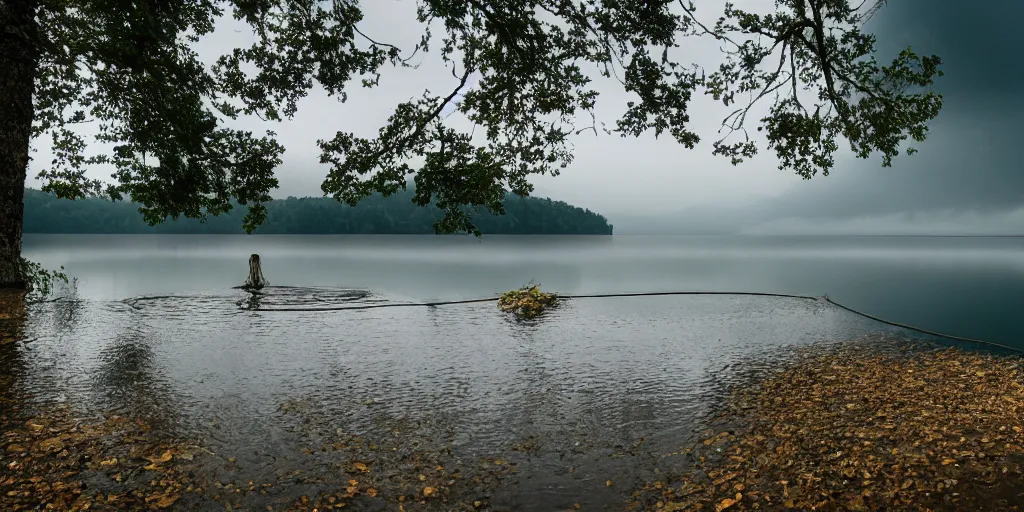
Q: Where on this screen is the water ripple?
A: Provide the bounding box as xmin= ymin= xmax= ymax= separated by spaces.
xmin=3 ymin=291 xmax=948 ymax=509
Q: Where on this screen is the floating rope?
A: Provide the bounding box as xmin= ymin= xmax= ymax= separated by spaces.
xmin=251 ymin=290 xmax=1023 ymax=354
xmin=250 ymin=291 xmax=818 ymax=312
xmin=252 ymin=297 xmax=500 ymax=311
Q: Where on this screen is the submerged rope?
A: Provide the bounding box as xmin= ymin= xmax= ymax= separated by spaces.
xmin=251 ymin=290 xmax=1023 ymax=354
xmin=822 ymin=298 xmax=1022 ymax=353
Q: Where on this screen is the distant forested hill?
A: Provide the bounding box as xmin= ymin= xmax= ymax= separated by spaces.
xmin=23 ymin=188 xmax=613 ymax=235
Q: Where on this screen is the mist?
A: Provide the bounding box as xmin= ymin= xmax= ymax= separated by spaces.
xmin=614 ymin=0 xmax=1024 ymax=235
xmin=24 ymin=0 xmax=1019 ymax=235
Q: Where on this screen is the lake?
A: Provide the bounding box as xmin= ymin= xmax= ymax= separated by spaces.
xmin=4 ymin=234 xmax=1024 ymax=509
xmin=20 ymin=234 xmax=1024 ymax=346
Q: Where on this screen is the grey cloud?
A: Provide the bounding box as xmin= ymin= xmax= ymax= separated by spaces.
xmin=616 ymin=0 xmax=1024 ymax=234
xmin=769 ymin=0 xmax=1024 ymax=215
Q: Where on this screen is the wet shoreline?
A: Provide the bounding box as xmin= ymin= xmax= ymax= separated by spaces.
xmin=8 ymin=338 xmax=1019 ymax=510
xmin=5 ymin=289 xmax=1017 ymax=510
xmin=630 ymin=343 xmax=1024 ymax=511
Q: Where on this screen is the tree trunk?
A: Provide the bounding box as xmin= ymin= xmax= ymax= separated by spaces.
xmin=0 ymin=1 xmax=39 ymax=290
xmin=244 ymin=254 xmax=268 ymax=290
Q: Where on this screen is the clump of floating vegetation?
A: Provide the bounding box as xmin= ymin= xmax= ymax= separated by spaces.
xmin=497 ymin=284 xmax=558 ymax=320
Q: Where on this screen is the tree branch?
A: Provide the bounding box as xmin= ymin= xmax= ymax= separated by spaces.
xmin=790 ymin=44 xmax=806 ymax=113
xmin=828 ymin=59 xmax=884 ymax=101
xmin=719 ymin=39 xmax=791 ymax=139
xmin=676 ymin=0 xmax=741 ymax=48
xmin=806 ymin=0 xmax=843 ymax=116
xmin=352 ymin=25 xmax=420 ymax=66
xmin=464 ymin=0 xmax=532 ymax=62
xmin=372 ymin=66 xmax=473 ymax=164
xmin=545 ymin=2 xmax=627 ymax=85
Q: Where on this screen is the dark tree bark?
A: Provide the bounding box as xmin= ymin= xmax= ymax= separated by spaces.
xmin=0 ymin=0 xmax=39 ymax=290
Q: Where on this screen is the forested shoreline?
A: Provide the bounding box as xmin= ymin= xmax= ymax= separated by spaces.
xmin=23 ymin=188 xmax=613 ymax=235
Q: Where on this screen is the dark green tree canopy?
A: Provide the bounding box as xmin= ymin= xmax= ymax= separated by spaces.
xmin=31 ymin=0 xmax=942 ymax=234
xmin=22 ymin=187 xmax=615 ymax=235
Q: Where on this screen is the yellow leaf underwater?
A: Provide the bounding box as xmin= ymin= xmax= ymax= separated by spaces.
xmin=628 ymin=345 xmax=1024 ymax=511
xmin=716 ymin=497 xmax=736 ymax=511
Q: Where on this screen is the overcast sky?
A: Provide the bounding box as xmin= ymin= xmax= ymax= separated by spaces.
xmin=27 ymin=0 xmax=1022 ymax=234
xmin=717 ymin=0 xmax=1024 ymax=235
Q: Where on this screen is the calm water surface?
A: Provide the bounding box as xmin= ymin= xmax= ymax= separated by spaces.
xmin=3 ymin=234 xmax=1023 ymax=509
xmin=22 ymin=234 xmax=1024 ymax=345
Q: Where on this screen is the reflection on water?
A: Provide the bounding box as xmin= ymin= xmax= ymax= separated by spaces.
xmin=21 ymin=234 xmax=1024 ymax=346
xmin=121 ymin=286 xmax=376 ymax=313
xmin=0 ymin=291 xmax=28 ymax=345
xmin=9 ymin=234 xmax=1024 ymax=507
xmin=2 ymin=286 xmax=945 ymax=509
xmin=0 ymin=292 xmax=30 ymax=426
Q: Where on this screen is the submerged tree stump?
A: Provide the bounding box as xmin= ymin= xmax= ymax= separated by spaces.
xmin=243 ymin=254 xmax=268 ymax=290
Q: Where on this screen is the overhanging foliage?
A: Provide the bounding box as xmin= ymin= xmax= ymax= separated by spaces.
xmin=29 ymin=0 xmax=942 ymax=234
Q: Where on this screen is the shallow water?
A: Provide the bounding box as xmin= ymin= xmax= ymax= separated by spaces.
xmin=4 ymin=234 xmax=1023 ymax=509
xmin=2 ymin=290 xmax=919 ymax=509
